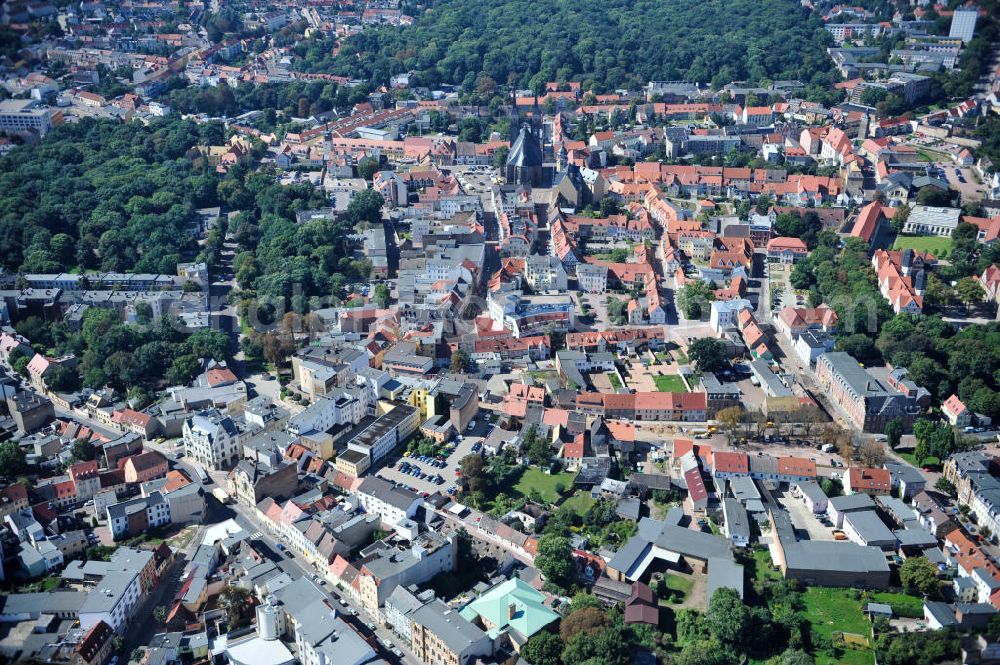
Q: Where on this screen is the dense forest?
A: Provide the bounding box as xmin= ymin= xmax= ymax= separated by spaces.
xmin=291 ymin=0 xmax=839 ymax=92
xmin=0 ymin=117 xmax=221 ymax=274
xmin=161 ymin=78 xmax=371 ymax=121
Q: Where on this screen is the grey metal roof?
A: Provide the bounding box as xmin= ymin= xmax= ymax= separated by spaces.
xmin=357 ymin=476 xmax=420 ymax=511
xmin=843 ymin=511 xmax=895 ymax=544
xmin=707 ymin=557 xmax=745 ymax=602
xmin=722 ymin=498 xmax=750 ymax=541
xmin=785 ymin=539 xmax=890 ymax=574
xmin=797 ymin=481 xmax=828 ymax=504
xmin=772 ymin=508 xmax=889 ymax=574
xmin=828 ymin=493 xmax=875 ymax=512
xmin=411 ymin=599 xmax=487 ymax=654
xmin=893 ymin=529 xmax=937 ymax=548
xmin=924 ymin=601 xmax=958 ymax=626
xmin=884 ymin=463 xmax=926 ymax=486
xmin=0 ymin=592 xmax=85 ymax=617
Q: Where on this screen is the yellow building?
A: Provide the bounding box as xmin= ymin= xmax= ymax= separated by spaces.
xmin=335 ymin=449 xmax=371 ymax=477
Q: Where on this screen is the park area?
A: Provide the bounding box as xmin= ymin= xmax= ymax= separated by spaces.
xmin=892 ymin=234 xmax=952 ymax=256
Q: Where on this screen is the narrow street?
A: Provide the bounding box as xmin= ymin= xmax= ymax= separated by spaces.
xmin=222 ymin=499 xmax=421 ymax=665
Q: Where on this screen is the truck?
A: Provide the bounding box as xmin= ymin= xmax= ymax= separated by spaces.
xmin=212 ymin=487 xmax=231 ymax=504
xmin=821 ymin=443 xmax=835 ymax=453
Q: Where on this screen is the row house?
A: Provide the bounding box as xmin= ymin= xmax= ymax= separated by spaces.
xmin=577 ymin=391 xmax=708 ymax=422
xmin=471 ymin=335 xmax=550 ymax=364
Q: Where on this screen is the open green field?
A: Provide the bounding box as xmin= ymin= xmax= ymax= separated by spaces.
xmin=561 ymin=491 xmax=596 ymax=517
xmin=892 ymin=234 xmax=952 ymax=255
xmin=653 ymin=374 xmax=688 ymax=392
xmin=802 ymin=588 xmax=874 ymax=665
xmin=509 ymin=468 xmax=575 ymax=504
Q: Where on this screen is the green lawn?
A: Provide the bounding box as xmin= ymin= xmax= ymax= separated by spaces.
xmin=653 ymin=374 xmax=688 ymax=392
xmin=660 ymin=573 xmax=695 ymax=604
xmin=608 ymin=373 xmax=622 ymax=390
xmin=892 ymin=235 xmax=952 ymax=255
xmin=561 ymin=491 xmax=596 ymax=517
xmin=751 ymin=547 xmax=782 ymax=584
xmin=870 ymin=591 xmax=924 ymax=618
xmin=896 ymin=452 xmax=941 ymax=469
xmin=666 ymin=573 xmax=694 ymax=594
xmin=509 ymin=468 xmax=575 ymax=504
xmin=802 ymin=588 xmax=874 ymax=665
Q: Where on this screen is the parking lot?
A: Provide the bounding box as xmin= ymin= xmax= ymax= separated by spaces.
xmin=451 ymin=165 xmax=502 ymax=199
xmin=375 ymin=419 xmax=493 ymax=496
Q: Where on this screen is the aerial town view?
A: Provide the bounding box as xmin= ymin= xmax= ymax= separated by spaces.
xmin=2 ymin=1 xmax=1000 ymax=664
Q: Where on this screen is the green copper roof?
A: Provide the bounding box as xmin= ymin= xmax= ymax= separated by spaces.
xmin=459 ymin=578 xmax=560 ymax=640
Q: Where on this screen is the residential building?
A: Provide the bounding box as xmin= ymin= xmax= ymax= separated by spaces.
xmin=63 ymin=547 xmax=157 ymax=631
xmin=943 ymin=394 xmax=973 ymax=428
xmin=357 ymin=531 xmax=456 ymax=612
xmin=106 ymin=491 xmax=170 ymax=541
xmin=523 ymin=255 xmax=568 ymax=291
xmin=410 ymin=599 xmax=492 ymax=665
xmin=459 ymin=578 xmax=560 ymax=649
xmin=576 ymin=263 xmax=609 ymax=293
xmin=182 ymin=409 xmax=246 ymax=470
xmin=122 ymin=451 xmax=169 ymax=484
xmin=355 ymin=476 xmax=422 ymax=528
xmin=845 ymin=467 xmax=892 ymax=496
xmin=722 ymin=497 xmax=751 ymax=548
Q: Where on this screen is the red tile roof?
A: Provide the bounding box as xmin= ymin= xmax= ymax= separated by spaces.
xmin=713 ymin=451 xmax=749 ymax=475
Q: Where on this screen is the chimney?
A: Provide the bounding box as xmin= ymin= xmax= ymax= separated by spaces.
xmin=508 ymin=602 xmax=518 ymax=620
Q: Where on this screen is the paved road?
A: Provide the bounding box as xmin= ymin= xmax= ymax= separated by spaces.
xmin=222 ymin=498 xmax=420 ymax=665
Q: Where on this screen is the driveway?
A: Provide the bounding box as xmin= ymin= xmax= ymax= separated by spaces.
xmin=777 ymin=490 xmax=834 ymax=541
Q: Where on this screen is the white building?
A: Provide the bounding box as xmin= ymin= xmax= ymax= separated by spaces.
xmin=69 ymin=547 xmax=154 ymax=632
xmin=354 ymin=476 xmax=422 ymax=529
xmin=0 ymin=99 xmax=59 ymax=137
xmin=576 ymin=263 xmax=608 ymax=293
xmin=182 ymin=409 xmax=245 ymax=469
xmin=710 ymin=299 xmax=752 ymax=332
xmin=288 ymin=391 xmax=364 ymax=436
xmin=524 ymin=255 xmax=568 ymax=291
xmin=902 ymin=205 xmax=961 ymax=237
xmin=106 ymin=491 xmax=171 ymax=540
